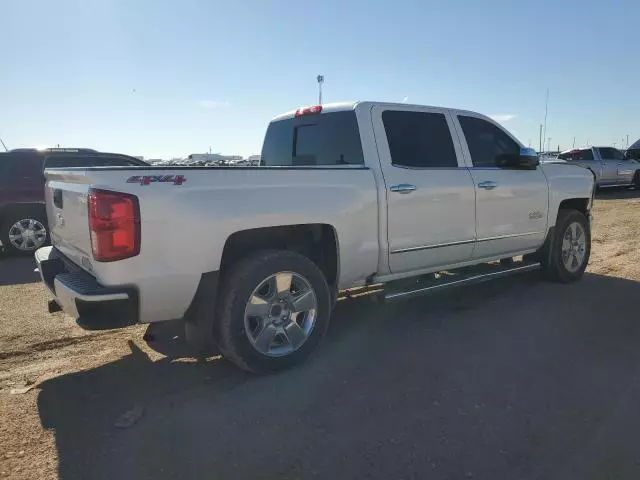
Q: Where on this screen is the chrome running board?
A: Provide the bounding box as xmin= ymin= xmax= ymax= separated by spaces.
xmin=383 ymin=261 xmax=541 ymax=302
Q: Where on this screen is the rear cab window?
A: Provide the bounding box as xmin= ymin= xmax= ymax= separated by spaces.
xmin=44 ymin=155 xmax=144 ymax=168
xmin=261 ymin=111 xmax=364 ymax=166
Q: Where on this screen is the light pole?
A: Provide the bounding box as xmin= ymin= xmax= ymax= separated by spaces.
xmin=539 ymin=124 xmax=543 ymax=152
xmin=317 ymin=75 xmax=324 ymax=105
xmin=542 ymin=88 xmax=549 ymax=151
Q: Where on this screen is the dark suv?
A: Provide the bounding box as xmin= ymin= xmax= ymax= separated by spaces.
xmin=0 ymin=148 xmax=147 ymax=254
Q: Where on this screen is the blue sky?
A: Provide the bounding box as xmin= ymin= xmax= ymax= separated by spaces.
xmin=1 ymin=0 xmax=638 ymax=158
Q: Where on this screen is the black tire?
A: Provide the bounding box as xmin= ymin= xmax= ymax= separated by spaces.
xmin=543 ymin=209 xmax=591 ymax=283
xmin=1 ymin=209 xmax=49 ymax=255
xmin=216 ymin=250 xmax=332 ymax=373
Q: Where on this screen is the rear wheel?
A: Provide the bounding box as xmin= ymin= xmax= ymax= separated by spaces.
xmin=216 ymin=250 xmax=331 ymax=373
xmin=543 ymin=210 xmax=590 ymax=282
xmin=1 ymin=210 xmax=49 ymax=255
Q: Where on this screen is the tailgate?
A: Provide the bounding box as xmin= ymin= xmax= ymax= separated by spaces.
xmin=45 ymin=169 xmax=95 ymax=272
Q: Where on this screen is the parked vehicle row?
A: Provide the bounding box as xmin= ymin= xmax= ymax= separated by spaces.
xmin=35 ymin=101 xmax=595 ymax=373
xmin=0 ymin=148 xmax=147 ymax=254
xmin=557 ymin=146 xmax=640 ymax=188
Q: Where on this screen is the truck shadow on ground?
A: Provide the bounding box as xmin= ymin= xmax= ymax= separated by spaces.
xmin=595 ymin=187 xmax=640 ymax=201
xmin=38 ymin=272 xmax=640 ymax=480
xmin=0 ymin=254 xmax=40 ymax=286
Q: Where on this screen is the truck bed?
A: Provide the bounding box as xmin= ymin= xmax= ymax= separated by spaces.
xmin=44 ymin=165 xmax=380 ymax=322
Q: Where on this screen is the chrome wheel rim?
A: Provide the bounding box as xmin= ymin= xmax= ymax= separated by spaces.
xmin=8 ymin=219 xmax=47 ymax=251
xmin=561 ymin=221 xmax=587 ymax=273
xmin=244 ymin=271 xmax=318 ymax=357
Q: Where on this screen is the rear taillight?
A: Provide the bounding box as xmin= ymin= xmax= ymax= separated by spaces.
xmin=88 ymin=189 xmax=140 ymax=262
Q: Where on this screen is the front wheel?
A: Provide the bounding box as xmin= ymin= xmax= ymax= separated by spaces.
xmin=543 ymin=210 xmax=591 ymax=283
xmin=216 ymin=250 xmax=332 ymax=373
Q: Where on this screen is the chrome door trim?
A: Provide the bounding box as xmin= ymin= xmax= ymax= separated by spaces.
xmin=476 ymin=231 xmax=545 ymax=243
xmin=390 ymin=231 xmax=545 ymax=254
xmin=390 ymin=238 xmax=475 ymax=254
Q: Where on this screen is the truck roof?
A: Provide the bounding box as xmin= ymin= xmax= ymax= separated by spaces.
xmin=7 ymin=147 xmax=98 ymax=154
xmin=271 ymin=101 xmax=490 ymax=122
xmin=560 ymin=146 xmax=620 ymax=154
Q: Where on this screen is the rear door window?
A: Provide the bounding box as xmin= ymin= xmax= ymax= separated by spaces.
xmin=261 ymin=111 xmax=364 ymax=166
xmin=598 ymin=147 xmax=624 ymax=161
xmin=382 ymin=110 xmax=458 ymax=168
xmin=8 ymin=154 xmax=44 ymax=178
xmin=0 ymin=153 xmax=16 ymax=180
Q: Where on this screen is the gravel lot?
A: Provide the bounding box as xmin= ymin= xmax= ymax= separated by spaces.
xmin=2 ymin=190 xmax=640 ymax=479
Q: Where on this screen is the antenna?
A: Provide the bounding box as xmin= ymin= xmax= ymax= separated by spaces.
xmin=0 ymin=136 xmax=7 ymax=152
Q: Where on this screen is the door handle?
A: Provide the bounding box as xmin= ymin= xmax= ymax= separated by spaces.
xmin=477 ymin=181 xmax=498 ymax=190
xmin=390 ymin=184 xmax=417 ymax=194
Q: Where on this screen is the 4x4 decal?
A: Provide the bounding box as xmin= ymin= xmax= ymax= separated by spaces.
xmin=126 ymin=175 xmax=186 ymax=186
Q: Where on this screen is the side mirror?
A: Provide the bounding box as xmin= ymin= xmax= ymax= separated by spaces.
xmin=496 ymin=148 xmax=540 ymax=170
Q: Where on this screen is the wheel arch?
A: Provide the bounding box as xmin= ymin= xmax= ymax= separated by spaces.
xmin=558 ymin=198 xmax=590 ymax=217
xmin=219 ymin=224 xmax=340 ymax=291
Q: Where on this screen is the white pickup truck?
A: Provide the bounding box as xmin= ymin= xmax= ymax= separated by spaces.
xmin=36 ymin=101 xmax=595 ymax=372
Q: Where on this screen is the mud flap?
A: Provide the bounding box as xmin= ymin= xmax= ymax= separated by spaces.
xmin=182 ymin=270 xmax=220 ymax=356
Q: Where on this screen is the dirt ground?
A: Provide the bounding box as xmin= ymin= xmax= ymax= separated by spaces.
xmin=2 ymin=189 xmax=640 ymax=479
